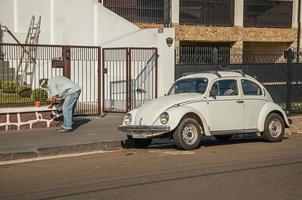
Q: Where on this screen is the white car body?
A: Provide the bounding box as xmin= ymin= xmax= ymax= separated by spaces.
xmin=118 ymin=71 xmax=290 ymax=147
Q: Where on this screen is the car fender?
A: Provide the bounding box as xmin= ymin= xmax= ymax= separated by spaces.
xmin=257 ymin=102 xmax=290 ymax=132
xmin=123 ymin=109 xmax=138 ymax=125
xmin=161 ymin=106 xmax=211 ymax=136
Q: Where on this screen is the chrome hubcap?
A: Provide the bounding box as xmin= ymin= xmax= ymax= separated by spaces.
xmin=268 ymin=119 xmax=282 ymax=138
xmin=182 ymin=124 xmax=198 ymax=145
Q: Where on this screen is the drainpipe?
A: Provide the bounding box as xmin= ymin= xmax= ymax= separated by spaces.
xmin=0 ymin=23 xmax=3 ymax=60
xmin=0 ymin=23 xmax=3 ymax=43
xmin=297 ymin=0 xmax=301 ymax=63
xmin=164 ymin=0 xmax=172 ymax=27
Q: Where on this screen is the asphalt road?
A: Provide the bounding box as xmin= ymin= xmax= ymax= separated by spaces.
xmin=1 ymin=135 xmax=302 ymax=200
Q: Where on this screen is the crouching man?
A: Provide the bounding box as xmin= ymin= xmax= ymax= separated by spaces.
xmin=40 ymin=76 xmax=81 ymax=133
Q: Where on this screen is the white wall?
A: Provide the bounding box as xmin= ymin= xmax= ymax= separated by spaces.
xmin=0 ymin=0 xmax=140 ymax=45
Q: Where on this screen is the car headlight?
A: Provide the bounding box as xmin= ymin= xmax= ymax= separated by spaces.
xmin=123 ymin=113 xmax=132 ymax=125
xmin=159 ymin=112 xmax=169 ymax=124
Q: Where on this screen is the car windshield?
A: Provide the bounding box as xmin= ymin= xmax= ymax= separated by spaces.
xmin=168 ymin=78 xmax=208 ymax=95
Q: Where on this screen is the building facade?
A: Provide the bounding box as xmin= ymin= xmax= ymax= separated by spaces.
xmin=102 ymin=0 xmax=301 ymax=63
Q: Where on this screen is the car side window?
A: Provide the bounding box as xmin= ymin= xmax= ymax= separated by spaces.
xmin=241 ymin=79 xmax=263 ymax=96
xmin=210 ymin=79 xmax=238 ymax=96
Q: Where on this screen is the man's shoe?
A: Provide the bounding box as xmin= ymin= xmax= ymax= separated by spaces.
xmin=57 ymin=128 xmax=73 ymax=133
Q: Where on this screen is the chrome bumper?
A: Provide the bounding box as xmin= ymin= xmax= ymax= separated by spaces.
xmin=118 ymin=125 xmax=170 ymax=138
xmin=118 ymin=125 xmax=170 ymax=132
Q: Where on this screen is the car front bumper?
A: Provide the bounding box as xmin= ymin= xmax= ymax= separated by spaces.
xmin=118 ymin=125 xmax=170 ymax=138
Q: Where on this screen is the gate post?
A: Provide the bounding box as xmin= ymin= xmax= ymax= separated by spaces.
xmin=127 ymin=48 xmax=131 ymax=112
xmin=98 ymin=47 xmax=102 ymax=115
xmin=62 ymin=46 xmax=71 ymax=78
xmin=284 ymin=48 xmax=294 ymax=115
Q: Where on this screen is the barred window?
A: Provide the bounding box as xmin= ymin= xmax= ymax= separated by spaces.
xmin=179 ymin=0 xmax=235 ymax=26
xmin=244 ymin=0 xmax=293 ymax=28
xmin=178 ymin=43 xmax=231 ymax=65
xmin=102 ymin=0 xmax=165 ymax=23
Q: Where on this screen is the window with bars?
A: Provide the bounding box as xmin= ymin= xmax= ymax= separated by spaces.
xmin=102 ymin=0 xmax=166 ymax=23
xmin=179 ymin=0 xmax=235 ymax=26
xmin=244 ymin=0 xmax=293 ymax=28
xmin=177 ymin=43 xmax=231 ymax=65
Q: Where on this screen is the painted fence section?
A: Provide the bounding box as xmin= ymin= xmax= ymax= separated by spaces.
xmin=0 ymin=43 xmax=100 ymax=115
xmin=103 ymin=48 xmax=158 ymax=113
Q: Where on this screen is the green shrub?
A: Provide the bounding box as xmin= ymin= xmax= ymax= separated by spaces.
xmin=0 ymin=80 xmax=2 ymax=89
xmin=2 ymin=81 xmax=16 ymax=93
xmin=32 ymin=88 xmax=48 ymax=102
xmin=18 ymin=84 xmax=32 ymax=98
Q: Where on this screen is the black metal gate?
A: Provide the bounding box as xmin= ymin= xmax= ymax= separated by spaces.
xmin=175 ymin=50 xmax=302 ymax=114
xmin=102 ymin=48 xmax=158 ymax=113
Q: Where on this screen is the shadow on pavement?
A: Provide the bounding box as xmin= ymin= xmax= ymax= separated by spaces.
xmin=72 ymin=118 xmax=92 ymax=130
xmin=121 ymin=134 xmax=289 ymax=150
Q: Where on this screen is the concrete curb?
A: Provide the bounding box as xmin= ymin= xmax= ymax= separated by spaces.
xmin=0 ymin=141 xmax=122 ymax=161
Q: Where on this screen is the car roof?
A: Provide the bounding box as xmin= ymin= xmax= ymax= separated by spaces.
xmin=178 ymin=71 xmax=254 ymax=81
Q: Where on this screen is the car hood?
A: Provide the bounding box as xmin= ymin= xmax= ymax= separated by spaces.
xmin=134 ymin=93 xmax=204 ymax=125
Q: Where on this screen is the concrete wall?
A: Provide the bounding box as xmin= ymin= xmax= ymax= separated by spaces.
xmin=0 ymin=0 xmax=139 ymax=45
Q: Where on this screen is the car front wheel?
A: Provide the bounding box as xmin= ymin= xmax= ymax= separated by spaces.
xmin=262 ymin=113 xmax=285 ymax=142
xmin=173 ymin=118 xmax=202 ymax=150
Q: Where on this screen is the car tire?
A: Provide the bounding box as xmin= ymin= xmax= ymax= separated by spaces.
xmin=214 ymin=135 xmax=232 ymax=141
xmin=262 ymin=113 xmax=285 ymax=142
xmin=173 ymin=118 xmax=202 ymax=150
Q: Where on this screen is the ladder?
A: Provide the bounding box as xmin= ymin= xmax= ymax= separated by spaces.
xmin=15 ymin=16 xmax=41 ymax=85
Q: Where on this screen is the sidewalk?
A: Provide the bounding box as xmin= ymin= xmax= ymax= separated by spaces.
xmin=0 ymin=114 xmax=301 ymax=162
xmin=0 ymin=114 xmax=125 ymax=161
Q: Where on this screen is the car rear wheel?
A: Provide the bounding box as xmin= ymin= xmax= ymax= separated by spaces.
xmin=262 ymin=113 xmax=285 ymax=142
xmin=214 ymin=135 xmax=232 ymax=141
xmin=173 ymin=118 xmax=202 ymax=150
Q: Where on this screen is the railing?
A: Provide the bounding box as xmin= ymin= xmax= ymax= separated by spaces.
xmin=179 ymin=0 xmax=235 ymax=26
xmin=0 ymin=43 xmax=101 ymax=115
xmin=244 ymin=0 xmax=293 ymax=28
xmin=102 ymin=0 xmax=166 ymax=24
xmin=176 ymin=46 xmax=289 ymax=65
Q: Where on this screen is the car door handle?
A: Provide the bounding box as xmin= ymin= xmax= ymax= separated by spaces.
xmin=236 ymin=100 xmax=244 ymax=104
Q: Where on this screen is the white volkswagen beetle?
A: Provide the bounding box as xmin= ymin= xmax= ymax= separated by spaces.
xmin=118 ymin=71 xmax=290 ymax=150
